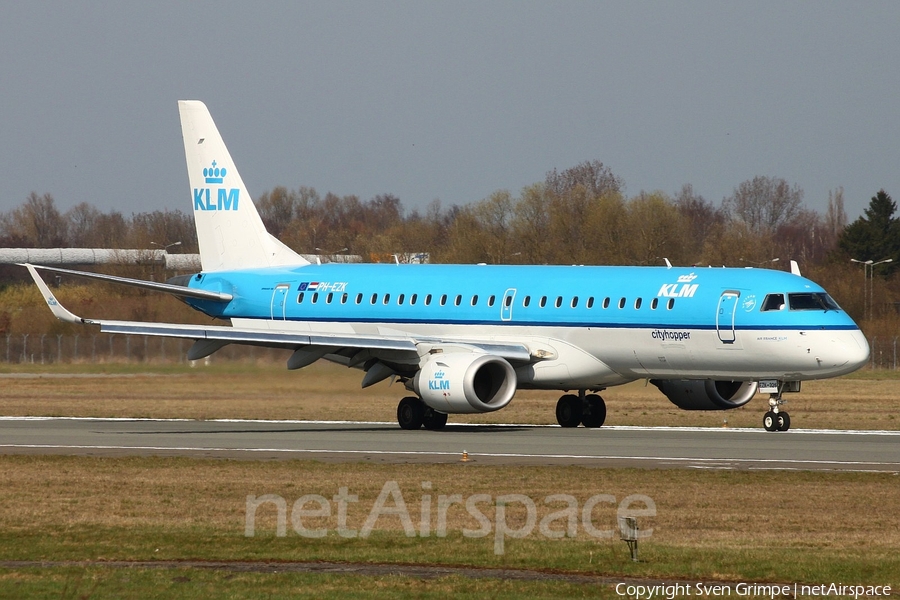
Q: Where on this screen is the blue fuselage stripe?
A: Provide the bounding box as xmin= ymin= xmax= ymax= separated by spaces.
xmin=186 ymin=264 xmax=862 ymax=333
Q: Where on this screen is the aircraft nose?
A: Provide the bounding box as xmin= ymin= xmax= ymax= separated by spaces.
xmin=836 ymin=329 xmax=869 ymax=373
xmin=846 ymin=329 xmax=870 ymax=371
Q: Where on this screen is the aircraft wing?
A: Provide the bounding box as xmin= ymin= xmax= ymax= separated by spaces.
xmin=24 ymin=263 xmax=532 ymax=364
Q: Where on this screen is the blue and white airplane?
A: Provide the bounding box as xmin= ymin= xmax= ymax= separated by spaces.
xmin=25 ymin=101 xmax=869 ymax=432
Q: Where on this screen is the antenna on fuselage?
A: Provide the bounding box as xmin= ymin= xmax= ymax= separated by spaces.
xmin=790 ymin=260 xmax=801 ymax=276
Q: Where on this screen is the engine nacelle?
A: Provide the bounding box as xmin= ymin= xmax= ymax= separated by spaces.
xmin=651 ymin=379 xmax=758 ymax=411
xmin=413 ymin=353 xmax=517 ymax=414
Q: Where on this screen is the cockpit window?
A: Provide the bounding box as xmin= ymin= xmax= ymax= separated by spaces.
xmin=788 ymin=292 xmax=840 ymax=311
xmin=761 ymin=293 xmax=785 ymax=311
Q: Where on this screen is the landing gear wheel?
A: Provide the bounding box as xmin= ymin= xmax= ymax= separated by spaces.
xmin=777 ymin=412 xmax=791 ymax=432
xmin=422 ymin=407 xmax=448 ymax=430
xmin=581 ymin=394 xmax=607 ymax=428
xmin=397 ymin=396 xmax=425 ymax=430
xmin=556 ymin=394 xmax=582 ymax=428
xmin=763 ymin=411 xmax=778 ymax=432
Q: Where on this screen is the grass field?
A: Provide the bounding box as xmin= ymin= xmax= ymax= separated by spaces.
xmin=0 ymin=360 xmax=898 ymax=430
xmin=0 ymin=457 xmax=897 ymax=598
xmin=0 ymin=361 xmax=897 ymax=597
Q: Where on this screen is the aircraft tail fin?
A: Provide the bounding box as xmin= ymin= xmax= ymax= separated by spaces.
xmin=178 ymin=101 xmax=308 ymax=272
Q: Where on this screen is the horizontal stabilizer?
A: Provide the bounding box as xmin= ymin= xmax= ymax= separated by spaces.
xmin=24 ymin=264 xmax=232 ymax=302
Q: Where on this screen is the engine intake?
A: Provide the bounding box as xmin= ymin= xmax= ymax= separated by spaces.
xmin=413 ymin=353 xmax=517 ymax=414
xmin=651 ymin=379 xmax=758 ymax=411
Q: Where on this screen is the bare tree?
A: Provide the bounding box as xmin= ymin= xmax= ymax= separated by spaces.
xmin=545 ymin=160 xmax=623 ymax=199
xmin=66 ymin=202 xmax=101 ymax=247
xmin=824 ymin=186 xmax=847 ymax=244
xmin=723 ymin=176 xmax=803 ymax=235
xmin=1 ymin=192 xmax=68 ymax=247
xmin=256 ymin=186 xmax=296 ymax=238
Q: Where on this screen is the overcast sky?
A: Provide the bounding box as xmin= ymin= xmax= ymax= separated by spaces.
xmin=1 ymin=2 xmax=897 ymax=222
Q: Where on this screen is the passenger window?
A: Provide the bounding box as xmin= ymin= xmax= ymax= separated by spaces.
xmin=326 ymin=293 xmax=333 ymax=304
xmin=603 ymin=297 xmax=610 ymax=309
xmin=618 ymin=297 xmax=626 ymax=309
xmin=410 ymin=294 xmax=417 ymax=305
xmin=356 ymin=293 xmax=363 ymax=304
xmin=341 ymin=293 xmax=348 ymax=304
xmin=455 ymin=295 xmax=462 ymax=306
xmin=505 ymin=295 xmax=513 ymax=307
xmin=383 ymin=294 xmax=391 ymax=305
xmin=762 ymin=293 xmax=786 ymax=311
xmin=667 ymin=298 xmax=675 ymax=310
xmin=488 ymin=295 xmax=496 ymax=307
xmin=440 ymin=294 xmax=447 ymax=306
xmin=634 ymin=298 xmax=642 ymax=309
xmin=471 ymin=295 xmax=478 ymax=306
xmin=297 ymin=292 xmax=305 ymax=304
xmin=540 ymin=296 xmax=547 ymax=308
xmin=425 ymin=294 xmax=432 ymax=306
xmin=555 ymin=296 xmax=562 ymax=308
xmin=523 ymin=296 xmax=531 ymax=307
xmin=651 ymin=298 xmax=658 ymax=310
xmin=587 ymin=297 xmax=594 ymax=309
xmin=398 ymin=294 xmax=405 ymax=305
xmin=312 ymin=292 xmax=319 ymax=304
xmin=571 ymin=296 xmax=578 ymax=308
xmin=371 ymin=293 xmax=378 ymax=305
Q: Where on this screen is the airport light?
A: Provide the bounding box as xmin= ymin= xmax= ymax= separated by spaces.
xmin=739 ymin=257 xmax=780 ymax=267
xmin=151 ymin=241 xmax=182 ymax=253
xmin=850 ymin=258 xmax=893 ymax=321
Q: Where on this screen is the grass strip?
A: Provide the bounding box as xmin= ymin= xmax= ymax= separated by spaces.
xmin=0 ymin=456 xmax=896 ymax=586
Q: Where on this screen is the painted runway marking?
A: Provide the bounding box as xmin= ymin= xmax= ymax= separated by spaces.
xmin=0 ymin=443 xmax=897 ymax=473
xmin=1 ymin=416 xmax=898 ymax=436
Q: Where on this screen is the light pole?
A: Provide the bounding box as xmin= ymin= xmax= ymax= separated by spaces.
xmin=850 ymin=258 xmax=893 ymax=321
xmin=151 ymin=241 xmax=182 ymax=253
xmin=147 ymin=241 xmax=182 ymax=280
xmin=739 ymin=257 xmax=780 ymax=267
xmin=314 ymin=247 xmax=348 ymax=265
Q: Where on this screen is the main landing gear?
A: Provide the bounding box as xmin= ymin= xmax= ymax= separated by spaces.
xmin=397 ymin=396 xmax=448 ymax=431
xmin=556 ymin=391 xmax=607 ymax=428
xmin=763 ymin=395 xmax=790 ymax=432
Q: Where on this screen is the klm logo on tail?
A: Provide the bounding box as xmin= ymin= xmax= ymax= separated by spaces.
xmin=194 ymin=160 xmax=239 ymax=211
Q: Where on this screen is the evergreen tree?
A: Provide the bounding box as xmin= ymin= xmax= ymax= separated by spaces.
xmin=838 ymin=189 xmax=900 ymax=276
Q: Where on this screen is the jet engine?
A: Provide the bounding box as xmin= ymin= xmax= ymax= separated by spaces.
xmin=651 ymin=379 xmax=758 ymax=411
xmin=413 ymin=353 xmax=516 ymax=414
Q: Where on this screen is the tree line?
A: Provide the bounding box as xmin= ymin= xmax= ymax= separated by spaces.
xmin=2 ymin=161 xmax=900 ymax=328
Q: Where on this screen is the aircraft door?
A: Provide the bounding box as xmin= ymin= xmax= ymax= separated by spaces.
xmin=271 ymin=284 xmax=290 ymax=320
xmin=716 ymin=290 xmax=740 ymax=344
xmin=501 ymin=288 xmax=516 ymax=321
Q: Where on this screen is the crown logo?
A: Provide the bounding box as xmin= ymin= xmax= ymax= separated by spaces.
xmin=203 ymin=160 xmax=227 ymax=184
xmin=677 ymin=272 xmax=698 ymax=283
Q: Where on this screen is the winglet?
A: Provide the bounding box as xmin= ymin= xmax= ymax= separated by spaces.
xmin=23 ymin=264 xmax=87 ymax=324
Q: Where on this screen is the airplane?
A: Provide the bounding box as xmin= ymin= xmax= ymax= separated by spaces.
xmin=23 ymin=100 xmax=870 ymax=432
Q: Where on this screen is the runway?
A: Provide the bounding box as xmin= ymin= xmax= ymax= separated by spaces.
xmin=1 ymin=417 xmax=898 ymax=472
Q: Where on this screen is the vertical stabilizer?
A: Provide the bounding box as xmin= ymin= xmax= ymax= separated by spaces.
xmin=178 ymin=101 xmax=307 ymax=272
